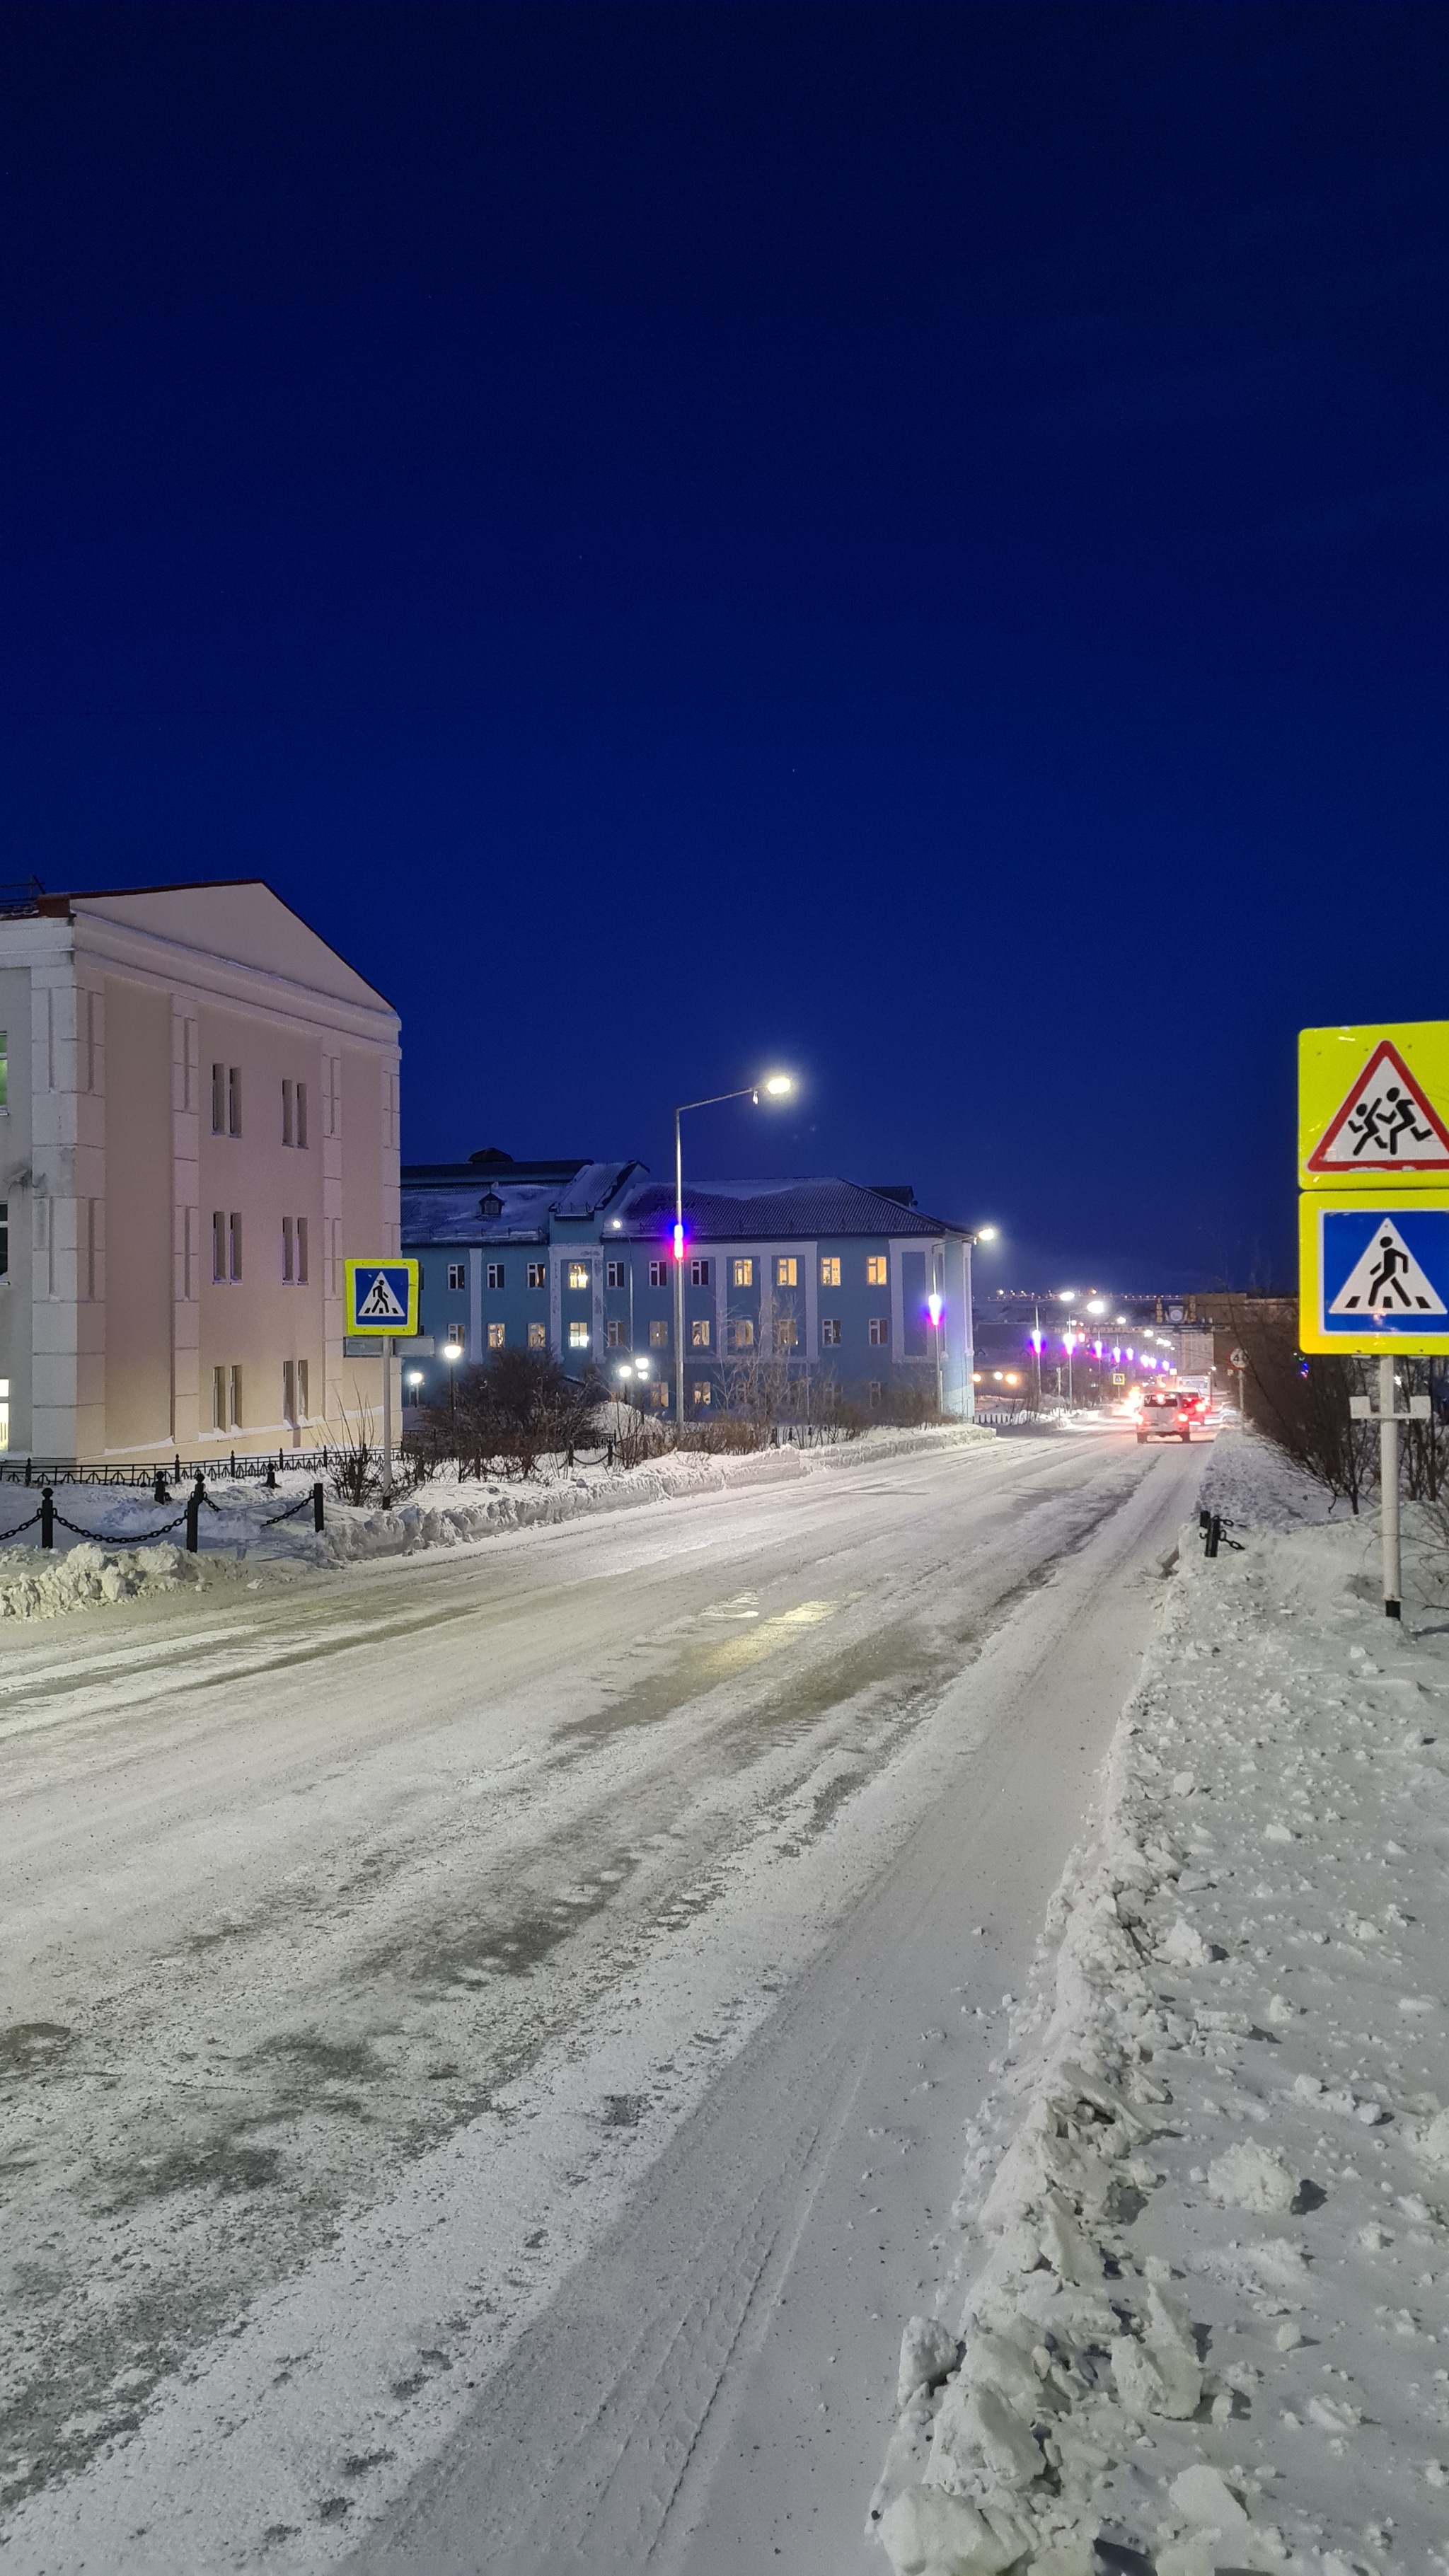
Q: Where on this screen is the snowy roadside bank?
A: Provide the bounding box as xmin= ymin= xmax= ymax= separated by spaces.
xmin=871 ymin=1433 xmax=1449 ymax=2576
xmin=0 ymin=1420 xmax=996 ymax=1622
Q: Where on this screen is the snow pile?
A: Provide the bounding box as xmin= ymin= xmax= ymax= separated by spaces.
xmin=0 ymin=1421 xmax=995 ymax=1618
xmin=871 ymin=1433 xmax=1449 ymax=2575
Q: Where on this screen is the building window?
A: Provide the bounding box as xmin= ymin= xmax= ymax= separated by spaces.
xmin=229 ymin=1365 xmax=243 ymax=1430
xmin=487 ymin=1262 xmax=504 ymax=1289
xmin=296 ymin=1218 xmax=308 ymax=1286
xmin=691 ymin=1380 xmax=712 ymax=1407
xmin=691 ymin=1317 xmax=710 ymax=1348
xmin=229 ymin=1212 xmax=243 ymax=1281
xmin=212 ymin=1211 xmax=226 ymax=1282
xmin=296 ymin=1082 xmax=308 ymax=1149
xmin=567 ymin=1261 xmax=590 ymax=1292
xmin=606 ymin=1260 xmax=624 ymax=1288
xmin=650 ymin=1318 xmax=669 ymax=1347
xmin=282 ymin=1358 xmax=296 ymax=1426
xmin=649 ymin=1382 xmax=668 ymax=1409
xmin=212 ymin=1364 xmax=226 ymax=1430
xmin=569 ymin=1320 xmax=589 ymax=1348
xmin=528 ymin=1261 xmax=545 ymax=1289
xmin=0 ymin=1200 xmax=6 ymax=1278
xmin=297 ymin=1359 xmax=310 ymax=1419
xmin=775 ymin=1317 xmax=799 ymax=1351
xmin=867 ymin=1254 xmax=888 ymax=1286
xmin=447 ymin=1262 xmax=466 ymax=1290
xmin=228 ymin=1066 xmax=242 ymax=1137
xmin=819 ymin=1256 xmax=841 ymax=1286
xmin=282 ymin=1215 xmax=294 ymax=1282
xmin=821 ymin=1317 xmax=841 ymax=1346
xmin=690 ymin=1257 xmax=710 ymax=1286
xmin=606 ymin=1317 xmax=624 ymax=1347
xmin=729 ymin=1318 xmax=754 ymax=1349
xmin=212 ymin=1062 xmax=225 ymax=1134
xmin=868 ymin=1316 xmax=889 ymax=1345
xmin=282 ymin=1079 xmax=294 ymax=1145
xmin=529 ymin=1320 xmax=546 ymax=1348
xmin=732 ymin=1257 xmax=752 ymax=1287
xmin=648 ymin=1259 xmax=666 ymax=1288
xmin=775 ymin=1256 xmax=797 ymax=1287
xmin=487 ymin=1321 xmax=505 ymax=1349
xmin=446 ymin=1322 xmax=465 ymax=1349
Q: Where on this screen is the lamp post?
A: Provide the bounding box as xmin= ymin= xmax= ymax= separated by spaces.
xmin=672 ymin=1073 xmax=793 ymax=1427
xmin=441 ymin=1339 xmax=463 ymax=1422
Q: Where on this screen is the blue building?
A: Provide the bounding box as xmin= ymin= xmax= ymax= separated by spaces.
xmin=399 ymin=1147 xmax=979 ymax=1418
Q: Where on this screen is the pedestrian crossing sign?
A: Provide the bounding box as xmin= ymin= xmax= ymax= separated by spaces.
xmin=1298 ymin=1189 xmax=1449 ymax=1354
xmin=344 ymin=1258 xmax=419 ymax=1337
xmin=1300 ymin=1021 xmax=1449 ymax=1189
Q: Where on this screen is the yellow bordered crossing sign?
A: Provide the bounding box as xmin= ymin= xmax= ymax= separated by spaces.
xmin=1298 ymin=1188 xmax=1449 ymax=1356
xmin=344 ymin=1258 xmax=419 ymax=1337
xmin=1299 ymin=1022 xmax=1449 ymax=1189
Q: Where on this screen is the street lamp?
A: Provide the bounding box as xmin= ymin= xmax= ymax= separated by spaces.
xmin=673 ymin=1072 xmax=795 ymax=1425
xmin=441 ymin=1338 xmax=463 ymax=1421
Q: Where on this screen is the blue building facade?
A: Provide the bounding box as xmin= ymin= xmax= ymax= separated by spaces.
xmin=400 ymin=1148 xmax=978 ymax=1418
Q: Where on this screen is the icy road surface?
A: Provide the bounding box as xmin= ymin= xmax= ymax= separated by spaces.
xmin=1 ymin=1428 xmax=1199 ymax=2572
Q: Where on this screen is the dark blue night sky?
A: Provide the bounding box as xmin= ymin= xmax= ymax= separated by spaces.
xmin=4 ymin=4 xmax=1447 ymax=1289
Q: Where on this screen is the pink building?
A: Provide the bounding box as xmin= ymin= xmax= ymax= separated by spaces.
xmin=0 ymin=879 xmax=400 ymax=1465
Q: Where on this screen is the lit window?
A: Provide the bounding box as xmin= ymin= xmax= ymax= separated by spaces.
xmin=648 ymin=1259 xmax=666 ymax=1287
xmin=649 ymin=1382 xmax=669 ymax=1409
xmin=868 ymin=1317 xmax=889 ymax=1346
xmin=569 ymin=1320 xmax=589 ymax=1348
xmin=775 ymin=1317 xmax=799 ymax=1351
xmin=867 ymin=1254 xmax=887 ymax=1286
xmin=650 ymin=1317 xmax=669 ymax=1347
xmin=690 ymin=1257 xmax=710 ymax=1286
xmin=691 ymin=1380 xmax=712 ymax=1407
xmin=527 ymin=1262 xmax=545 ymax=1289
xmin=447 ymin=1262 xmax=466 ymax=1290
xmin=529 ymin=1321 xmax=545 ymax=1348
xmin=691 ymin=1318 xmax=710 ymax=1348
xmin=775 ymin=1256 xmax=797 ymax=1287
xmin=819 ymin=1256 xmax=841 ymax=1287
xmin=488 ymin=1322 xmax=505 ymax=1349
xmin=732 ymin=1257 xmax=753 ymax=1287
xmin=446 ymin=1322 xmax=465 ymax=1349
xmin=729 ymin=1317 xmax=754 ymax=1348
xmin=606 ymin=1317 xmax=624 ymax=1347
xmin=567 ymin=1262 xmax=590 ymax=1291
xmin=821 ymin=1317 xmax=841 ymax=1346
xmin=487 ymin=1262 xmax=504 ymax=1289
xmin=606 ymin=1260 xmax=624 ymax=1288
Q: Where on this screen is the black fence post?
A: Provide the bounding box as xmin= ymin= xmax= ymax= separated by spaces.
xmin=186 ymin=1474 xmax=204 ymax=1553
xmin=1204 ymin=1513 xmax=1221 ymax=1559
xmin=153 ymin=1467 xmax=169 ymax=1503
xmin=40 ymin=1485 xmax=54 ymax=1549
xmin=24 ymin=1457 xmax=32 ymax=1487
xmin=312 ymin=1480 xmax=325 ymax=1532
xmin=265 ymin=1462 xmax=277 ymax=1491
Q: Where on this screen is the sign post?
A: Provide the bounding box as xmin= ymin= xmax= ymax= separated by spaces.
xmin=1299 ymin=1023 xmax=1449 ymax=1618
xmin=342 ymin=1259 xmax=420 ymax=1509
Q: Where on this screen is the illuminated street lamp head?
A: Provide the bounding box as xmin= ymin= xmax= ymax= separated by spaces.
xmin=753 ymin=1072 xmax=794 ymax=1102
xmin=1057 ymin=1288 xmax=1076 ymax=1302
xmin=975 ymin=1224 xmax=999 ymax=1242
xmin=442 ymin=1343 xmax=463 ymax=1364
xmin=1085 ymin=1297 xmax=1107 ymax=1316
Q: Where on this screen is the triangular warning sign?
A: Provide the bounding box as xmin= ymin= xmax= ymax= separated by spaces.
xmin=1308 ymin=1039 xmax=1449 ymax=1172
xmin=1329 ymin=1219 xmax=1448 ymax=1317
xmin=357 ymin=1269 xmax=406 ymax=1320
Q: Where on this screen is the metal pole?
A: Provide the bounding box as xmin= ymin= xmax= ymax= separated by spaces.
xmin=1380 ymin=1351 xmax=1400 ymax=1618
xmin=381 ymin=1334 xmax=394 ymax=1505
xmin=1034 ymin=1301 xmax=1041 ymax=1410
xmin=674 ymin=1105 xmax=684 ymax=1431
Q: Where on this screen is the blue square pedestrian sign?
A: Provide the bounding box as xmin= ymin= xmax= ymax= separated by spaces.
xmin=344 ymin=1258 xmax=420 ymax=1337
xmin=1299 ymin=1189 xmax=1449 ymax=1355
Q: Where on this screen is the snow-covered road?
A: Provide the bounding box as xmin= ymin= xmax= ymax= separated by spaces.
xmin=1 ymin=1426 xmax=1199 ymax=2572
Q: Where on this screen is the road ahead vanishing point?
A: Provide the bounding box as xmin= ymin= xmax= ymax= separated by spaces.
xmin=3 ymin=1428 xmax=1201 ymax=2575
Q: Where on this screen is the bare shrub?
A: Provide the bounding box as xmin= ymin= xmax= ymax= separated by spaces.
xmin=1222 ymin=1299 xmax=1371 ymax=1513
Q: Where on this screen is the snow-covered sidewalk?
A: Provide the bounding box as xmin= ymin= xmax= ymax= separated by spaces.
xmin=0 ymin=1421 xmax=995 ymax=1621
xmin=872 ymin=1434 xmax=1449 ymax=2576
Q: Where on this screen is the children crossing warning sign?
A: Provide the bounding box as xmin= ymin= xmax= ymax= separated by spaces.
xmin=1300 ymin=1022 xmax=1449 ymax=1187
xmin=343 ymin=1259 xmax=420 ymax=1337
xmin=1298 ymin=1191 xmax=1449 ymax=1353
